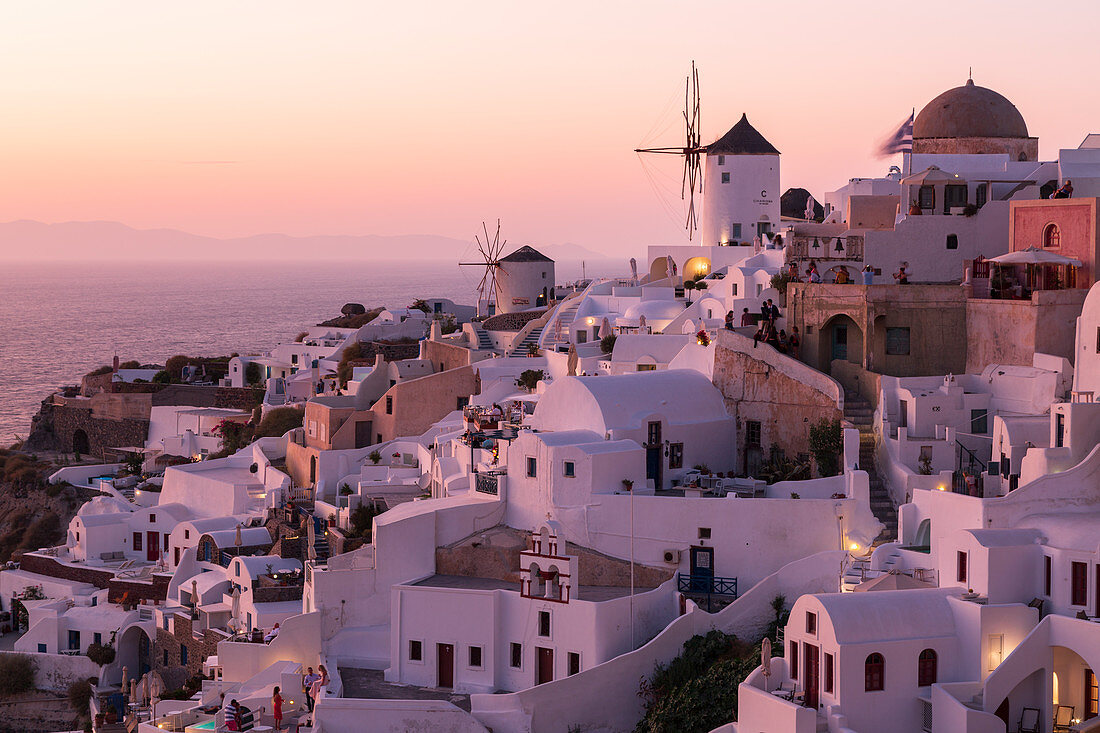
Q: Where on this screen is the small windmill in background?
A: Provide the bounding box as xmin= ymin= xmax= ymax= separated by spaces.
xmin=460 ymin=220 xmax=508 ymax=317
xmin=635 ymin=61 xmax=704 ymax=238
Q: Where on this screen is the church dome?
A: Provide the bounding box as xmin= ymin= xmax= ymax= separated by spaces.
xmin=913 ymin=79 xmax=1028 ymax=139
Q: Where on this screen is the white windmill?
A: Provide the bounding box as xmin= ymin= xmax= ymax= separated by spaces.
xmin=460 ymin=220 xmax=509 ymax=317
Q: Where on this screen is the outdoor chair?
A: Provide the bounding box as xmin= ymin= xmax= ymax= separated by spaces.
xmin=1053 ymin=705 xmax=1075 ymax=732
xmin=1018 ymin=706 xmax=1041 ymax=733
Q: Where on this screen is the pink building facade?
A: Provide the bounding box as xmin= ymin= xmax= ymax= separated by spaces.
xmin=1009 ymin=198 xmax=1100 ymax=288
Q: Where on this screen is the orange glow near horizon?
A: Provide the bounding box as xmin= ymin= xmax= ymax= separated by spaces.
xmin=1 ymin=1 xmax=1099 ymax=258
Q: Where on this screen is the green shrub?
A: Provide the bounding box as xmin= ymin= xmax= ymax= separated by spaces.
xmin=85 ymin=642 xmax=115 ymax=667
xmin=336 ymin=342 xmax=363 ymax=386
xmin=0 ymin=654 xmax=37 ymax=696
xmin=809 ymin=418 xmax=843 ymax=477
xmin=118 ymin=360 xmax=141 ymax=369
xmin=635 ymin=630 xmax=760 ymax=733
xmin=368 ymin=450 xmax=381 ymax=465
xmin=254 ymin=407 xmax=304 ymax=438
xmin=600 ymin=334 xmax=617 ymax=354
xmin=68 ymin=679 xmax=93 ymax=715
xmin=346 ymin=503 xmax=381 ymax=540
xmin=341 ymin=303 xmax=366 ymax=316
xmin=770 ymin=270 xmax=793 ymax=296
xmin=87 ymin=365 xmax=113 ymax=377
xmin=515 ymin=369 xmax=545 ymax=392
xmin=245 ymin=362 xmax=262 ymax=386
xmin=152 ymin=370 xmax=170 ymax=384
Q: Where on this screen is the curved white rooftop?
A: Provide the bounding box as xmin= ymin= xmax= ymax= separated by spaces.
xmin=531 ymin=370 xmax=729 ymax=434
xmin=78 ymin=496 xmax=135 ymax=517
xmin=622 ymin=300 xmax=686 ymax=322
xmin=810 ymin=588 xmax=958 ymax=644
xmin=1017 ymin=512 xmax=1100 ymax=553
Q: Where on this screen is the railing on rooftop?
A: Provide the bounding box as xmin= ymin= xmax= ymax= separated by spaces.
xmin=474 ymin=469 xmax=505 ymax=496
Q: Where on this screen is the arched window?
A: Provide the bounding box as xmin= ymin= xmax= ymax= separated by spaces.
xmin=918 ymin=649 xmax=938 ymax=686
xmin=865 ymin=652 xmax=885 ymax=691
xmin=1044 ymin=224 xmax=1060 ymax=248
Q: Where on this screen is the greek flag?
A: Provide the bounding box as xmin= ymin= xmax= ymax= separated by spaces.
xmin=878 ymin=111 xmax=913 ymax=156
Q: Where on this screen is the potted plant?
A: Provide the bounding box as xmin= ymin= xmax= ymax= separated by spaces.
xmin=621 ymin=479 xmax=634 ymax=492
xmin=368 ymin=450 xmax=381 ymax=465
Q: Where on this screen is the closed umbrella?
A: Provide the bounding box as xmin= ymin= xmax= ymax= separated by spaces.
xmin=598 ymin=317 xmax=611 ymax=340
xmin=234 ymin=524 xmax=243 ymax=551
xmin=629 ymin=257 xmax=638 ymax=286
xmin=141 ymin=674 xmax=150 ymax=706
xmin=307 ymin=517 xmax=317 ymax=562
xmin=567 ymin=344 xmax=578 ymax=377
xmin=191 ymin=579 xmax=199 ymax=609
xmin=665 ymin=255 xmax=675 ymax=281
xmin=638 ymin=315 xmax=647 ymax=333
xmin=230 ymin=587 xmax=242 ymax=633
xmin=761 ymin=637 xmax=773 ymax=692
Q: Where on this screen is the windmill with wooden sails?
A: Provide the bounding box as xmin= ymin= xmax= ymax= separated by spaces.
xmin=460 ymin=220 xmax=508 ymax=317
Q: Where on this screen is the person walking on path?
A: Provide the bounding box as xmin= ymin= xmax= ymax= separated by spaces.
xmin=272 ymin=686 xmax=284 ymax=730
xmin=302 ymin=667 xmax=320 ymax=712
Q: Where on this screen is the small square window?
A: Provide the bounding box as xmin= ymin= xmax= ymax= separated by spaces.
xmin=538 ymin=611 xmax=551 ymax=637
xmin=526 ymin=457 xmax=537 ymax=478
xmin=149 ymin=513 xmax=156 ymax=523
xmin=510 ymin=642 xmax=522 ymax=669
xmin=184 ymin=530 xmax=190 ymax=540
xmin=38 ymin=643 xmax=47 ymax=653
xmin=946 ymin=234 xmax=958 ymax=250
xmin=721 ymin=172 xmax=731 ymax=184
xmin=563 ymin=461 xmax=575 ymax=478
xmin=806 ymin=612 xmax=817 ymax=635
xmin=698 ymin=527 xmax=711 ymax=540
xmin=94 ymin=632 xmax=102 ymax=645
xmin=669 ymin=443 xmax=684 ymax=469
xmin=568 ymin=652 xmax=581 ymax=676
xmin=717 ymin=155 xmax=725 ymax=166
xmin=745 ymin=421 xmax=762 ymax=446
xmin=885 ymin=327 xmax=911 ymax=356
xmin=409 ymin=640 xmax=422 ymax=661
xmin=469 ymin=645 xmax=483 ymax=668
xmin=385 ymin=396 xmax=393 ymax=415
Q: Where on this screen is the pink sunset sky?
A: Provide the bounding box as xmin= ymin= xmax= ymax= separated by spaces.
xmin=1 ymin=0 xmax=1098 ymax=258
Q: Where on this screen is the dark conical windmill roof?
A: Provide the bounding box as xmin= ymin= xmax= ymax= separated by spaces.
xmin=500 ymin=245 xmax=554 ymax=263
xmin=706 ymin=114 xmax=780 ymax=155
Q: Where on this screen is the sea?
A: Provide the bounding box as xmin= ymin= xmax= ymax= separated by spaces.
xmin=0 ymin=259 xmax=622 ymax=442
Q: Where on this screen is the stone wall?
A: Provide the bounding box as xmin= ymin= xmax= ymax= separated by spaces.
xmin=51 ymin=404 xmax=149 ymax=457
xmin=965 ymin=289 xmax=1088 ymax=373
xmin=435 ymin=526 xmax=672 ymax=589
xmin=481 ymin=309 xmax=547 ymax=332
xmin=15 ymin=554 xmax=171 ymax=603
xmin=712 ymin=329 xmax=843 ymax=475
xmin=156 ymin=612 xmax=229 ymax=686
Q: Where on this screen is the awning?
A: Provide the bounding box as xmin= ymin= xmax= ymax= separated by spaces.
xmin=988 ymin=247 xmax=1083 ymax=267
xmin=900 ymin=165 xmax=963 ymax=186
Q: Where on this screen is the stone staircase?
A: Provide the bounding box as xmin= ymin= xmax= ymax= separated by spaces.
xmin=474 ymin=328 xmax=494 ymax=351
xmin=312 ymin=516 xmax=330 ymax=564
xmin=539 ymin=300 xmax=581 ymax=351
xmin=844 ymin=389 xmax=897 ymax=545
xmin=508 ymin=325 xmax=544 ymax=357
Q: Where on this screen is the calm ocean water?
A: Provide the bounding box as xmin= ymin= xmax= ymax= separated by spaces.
xmin=0 ymin=259 xmax=620 ymax=442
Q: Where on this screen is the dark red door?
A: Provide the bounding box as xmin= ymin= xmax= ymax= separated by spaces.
xmin=804 ymin=644 xmax=819 ymax=709
xmin=146 ymin=531 xmax=159 ymax=562
xmin=537 ymin=647 xmax=554 ymax=684
xmin=437 ymin=644 xmax=454 ymax=688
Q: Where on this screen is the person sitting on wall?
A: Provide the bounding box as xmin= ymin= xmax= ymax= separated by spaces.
xmin=834 ymin=268 xmax=850 ymax=284
xmin=740 ymin=308 xmax=753 ymax=327
xmin=786 ymin=261 xmax=801 ymax=282
xmin=264 ymin=622 xmax=280 ymax=643
xmin=1051 ymin=179 xmax=1074 ymax=199
xmin=808 ymin=264 xmax=822 ymax=283
xmin=724 ymin=311 xmax=735 ymax=330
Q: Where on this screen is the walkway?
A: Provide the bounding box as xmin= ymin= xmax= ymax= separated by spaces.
xmin=844 ymin=389 xmax=896 ymax=544
xmin=339 ymin=668 xmax=472 ymax=712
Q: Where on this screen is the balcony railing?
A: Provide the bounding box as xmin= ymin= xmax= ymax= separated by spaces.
xmin=678 ymin=574 xmax=738 ymax=596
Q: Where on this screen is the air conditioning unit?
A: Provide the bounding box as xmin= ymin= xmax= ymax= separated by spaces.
xmin=662 ymin=549 xmax=681 ymax=564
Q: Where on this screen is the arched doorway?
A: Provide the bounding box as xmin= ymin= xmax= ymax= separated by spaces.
xmin=817 ymin=315 xmax=863 ymax=373
xmin=649 ymin=257 xmax=676 ymax=282
xmin=682 ymin=257 xmax=712 ymax=281
xmin=72 ymin=429 xmax=90 ymax=455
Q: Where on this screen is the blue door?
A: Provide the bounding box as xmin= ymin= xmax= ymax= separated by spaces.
xmin=689 ymin=546 xmax=714 ymax=592
xmin=832 ymin=325 xmax=848 ymax=361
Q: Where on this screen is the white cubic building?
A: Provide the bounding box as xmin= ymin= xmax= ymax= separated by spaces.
xmin=701 ymin=113 xmax=781 ymax=247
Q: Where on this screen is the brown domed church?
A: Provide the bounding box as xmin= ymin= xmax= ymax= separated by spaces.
xmin=912 ymin=78 xmax=1038 ymax=161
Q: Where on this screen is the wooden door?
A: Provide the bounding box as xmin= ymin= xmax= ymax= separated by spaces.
xmin=355 ymin=420 xmax=373 ymax=448
xmin=537 ymin=647 xmax=554 ymax=685
xmin=832 ymin=325 xmax=848 ymax=361
xmin=146 ymin=531 xmax=159 ymax=562
xmin=645 ymin=421 xmax=662 ymax=489
xmin=437 ymin=643 xmax=454 ymax=688
xmin=803 ymin=643 xmax=819 ymax=709
xmin=689 ymin=546 xmax=714 ymax=593
xmin=1086 ymin=668 xmax=1098 ymax=720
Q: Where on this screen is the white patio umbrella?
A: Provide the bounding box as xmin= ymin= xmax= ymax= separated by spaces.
xmin=307 ymin=517 xmax=317 ymax=562
xmin=665 ymin=255 xmax=675 ymax=280
xmin=629 ymin=257 xmax=638 ymax=285
xmin=598 ymin=317 xmax=611 ymax=340
xmin=566 ymin=344 xmax=578 ymax=377
xmin=988 ymin=246 xmax=1082 ymax=267
xmin=761 ymin=637 xmax=773 ymax=692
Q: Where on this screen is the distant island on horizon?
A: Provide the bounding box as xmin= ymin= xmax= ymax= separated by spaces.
xmin=0 ymin=219 xmax=620 ymax=263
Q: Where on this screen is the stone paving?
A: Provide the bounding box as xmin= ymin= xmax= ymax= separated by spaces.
xmin=339 ymin=667 xmax=472 ymax=712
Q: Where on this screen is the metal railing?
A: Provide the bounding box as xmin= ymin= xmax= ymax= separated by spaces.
xmin=677 ymin=574 xmax=738 ymax=596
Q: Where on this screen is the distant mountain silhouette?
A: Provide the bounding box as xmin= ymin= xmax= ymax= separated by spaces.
xmin=0 ymin=220 xmax=610 ymax=262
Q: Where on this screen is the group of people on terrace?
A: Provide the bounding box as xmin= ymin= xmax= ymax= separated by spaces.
xmin=784 ymin=259 xmax=911 ymax=285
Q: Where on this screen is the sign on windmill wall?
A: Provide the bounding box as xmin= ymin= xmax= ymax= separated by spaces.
xmin=512 ymin=297 xmax=529 ymax=306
